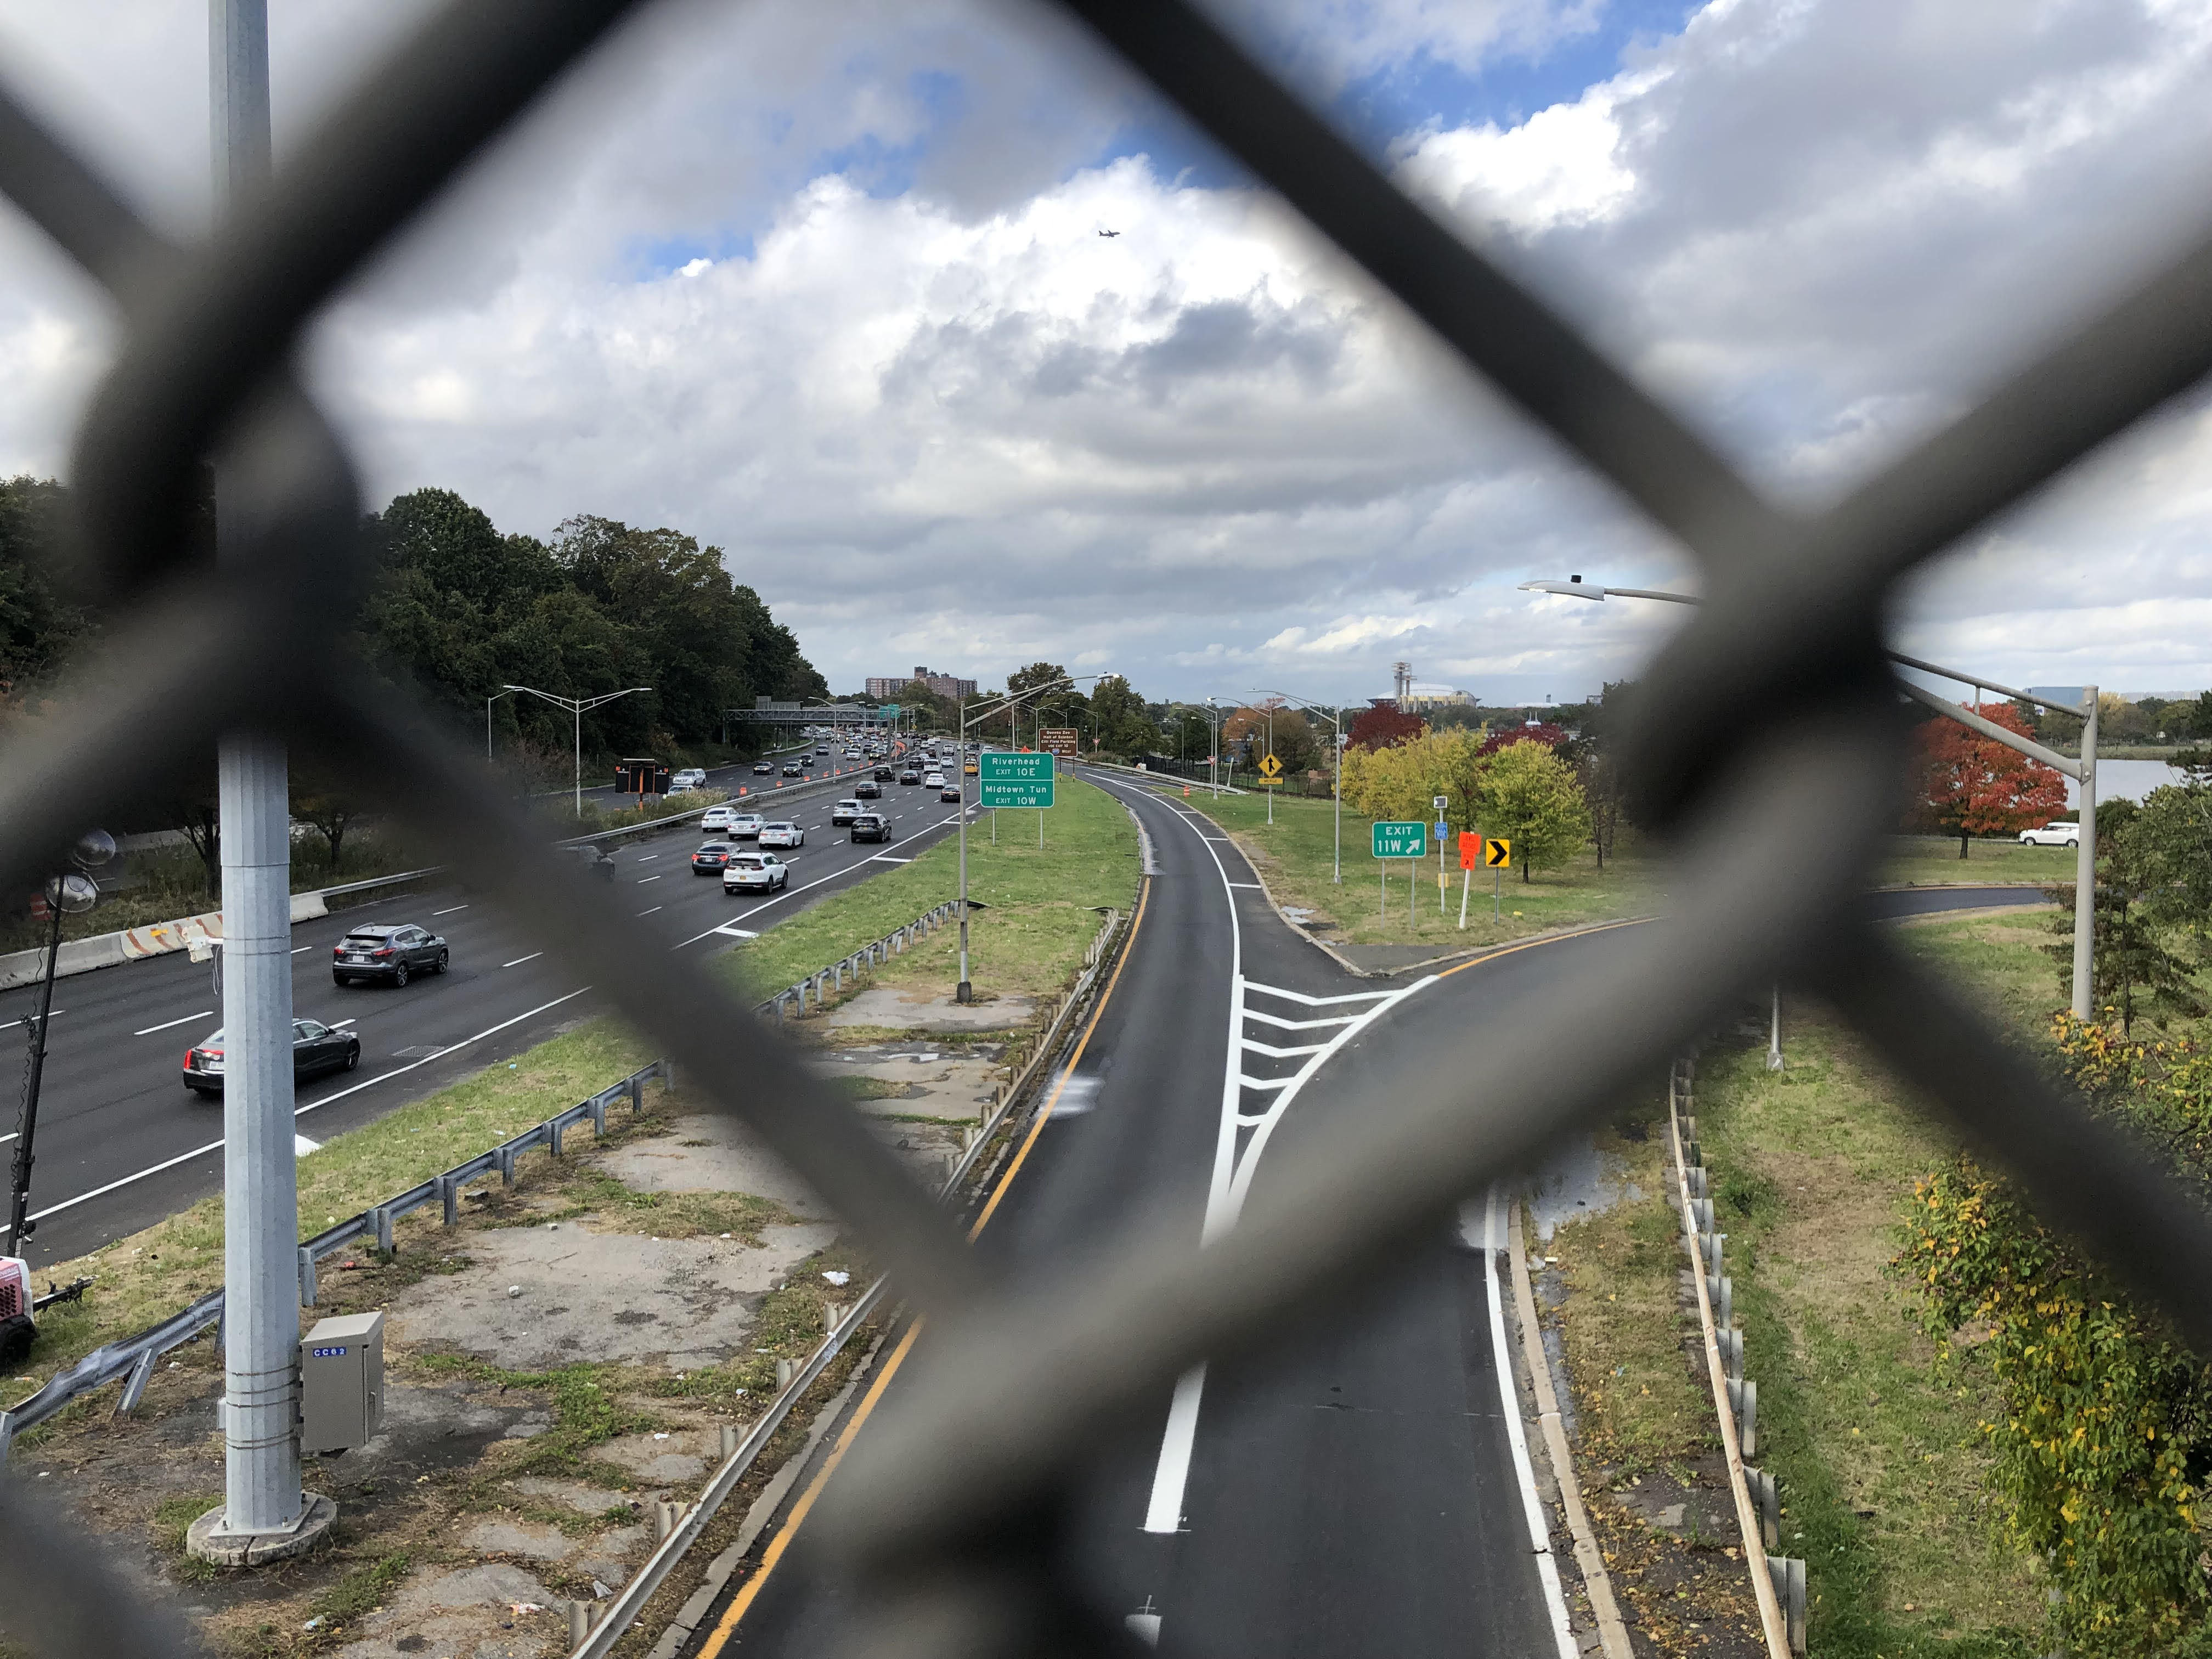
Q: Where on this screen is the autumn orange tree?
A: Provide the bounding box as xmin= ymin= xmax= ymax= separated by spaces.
xmin=1911 ymin=701 xmax=2069 ymax=857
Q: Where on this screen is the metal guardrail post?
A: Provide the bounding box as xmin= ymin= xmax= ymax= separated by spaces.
xmin=439 ymin=1174 xmax=459 ymax=1227
xmin=373 ymin=1206 xmax=394 ymax=1256
xmin=297 ymin=1246 xmax=317 ymax=1308
xmin=549 ymin=1119 xmax=565 ymax=1157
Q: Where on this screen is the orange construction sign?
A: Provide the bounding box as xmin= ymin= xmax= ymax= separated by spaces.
xmin=1458 ymin=831 xmax=1479 ymax=871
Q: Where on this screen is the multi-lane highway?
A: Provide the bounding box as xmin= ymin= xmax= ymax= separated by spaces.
xmin=693 ymin=769 xmax=2055 ymax=1657
xmin=0 ymin=752 xmax=970 ymax=1266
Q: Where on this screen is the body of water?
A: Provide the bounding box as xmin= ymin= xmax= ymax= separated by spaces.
xmin=2063 ymin=758 xmax=2189 ymax=809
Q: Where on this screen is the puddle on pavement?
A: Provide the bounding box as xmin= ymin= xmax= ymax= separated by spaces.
xmin=1525 ymin=1135 xmax=1643 ymax=1243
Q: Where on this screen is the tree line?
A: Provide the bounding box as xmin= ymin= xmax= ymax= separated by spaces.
xmin=0 ymin=476 xmax=826 ymax=879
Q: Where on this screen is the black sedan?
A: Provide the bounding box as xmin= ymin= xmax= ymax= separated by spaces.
xmin=851 ymin=813 xmax=894 ymax=843
xmin=898 ymin=768 xmax=922 ymax=785
xmin=940 ymin=783 xmax=962 ymax=803
xmin=183 ymin=1018 xmax=360 ymax=1096
xmin=873 ymin=766 xmax=894 ymax=781
xmin=752 ymin=761 xmax=774 ymax=775
xmin=782 ymin=761 xmax=803 ymax=777
xmin=690 ymin=841 xmax=737 ymax=874
xmin=332 ymin=923 xmax=448 ymax=986
xmin=855 ymin=780 xmax=882 ymax=798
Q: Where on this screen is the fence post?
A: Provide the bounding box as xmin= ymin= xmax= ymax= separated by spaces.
xmin=498 ymin=1146 xmax=516 ymax=1189
xmin=550 ymin=1118 xmax=566 ymax=1158
xmin=439 ymin=1174 xmax=459 ymax=1227
xmin=591 ymin=1094 xmax=608 ymax=1136
xmin=297 ymin=1246 xmax=318 ymax=1307
xmin=374 ymin=1205 xmax=394 ymax=1256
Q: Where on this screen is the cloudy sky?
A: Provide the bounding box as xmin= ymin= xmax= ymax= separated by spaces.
xmin=3 ymin=0 xmax=2211 ymax=707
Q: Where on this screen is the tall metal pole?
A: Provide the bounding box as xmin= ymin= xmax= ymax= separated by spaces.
xmin=574 ymin=704 xmax=582 ymax=819
xmin=202 ymin=0 xmax=323 ymax=1557
xmin=5 ymin=898 xmax=65 ymax=1252
xmin=1332 ymin=707 xmax=1342 ymax=884
xmin=957 ymin=701 xmax=972 ymax=1003
xmin=2072 ymin=687 xmax=2099 ymax=1020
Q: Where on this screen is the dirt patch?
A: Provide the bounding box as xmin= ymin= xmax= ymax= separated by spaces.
xmin=390 ymin=1221 xmax=837 ymax=1372
xmin=598 ymin=1114 xmax=830 ymax=1217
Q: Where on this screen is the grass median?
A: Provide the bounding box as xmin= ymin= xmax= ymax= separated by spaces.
xmin=1543 ymin=911 xmax=2078 ymax=1656
xmin=1881 ymin=833 xmax=2076 ymax=885
xmin=1160 ymin=783 xmax=1664 ymax=949
xmin=15 ymin=1019 xmax=656 ymax=1386
xmin=718 ymin=774 xmax=1140 ymax=1010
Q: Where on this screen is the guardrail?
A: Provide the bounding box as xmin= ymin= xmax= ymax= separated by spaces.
xmin=1667 ymin=1054 xmax=1803 ymax=1656
xmin=574 ymin=900 xmax=1132 ymax=1659
xmin=758 ymin=902 xmax=961 ymax=1020
xmin=1079 ymin=756 xmax=1249 ymax=795
xmin=0 ymin=1059 xmax=671 ymax=1464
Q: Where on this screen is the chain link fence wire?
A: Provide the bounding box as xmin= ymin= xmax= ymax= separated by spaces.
xmin=3 ymin=0 xmax=2212 ymax=1653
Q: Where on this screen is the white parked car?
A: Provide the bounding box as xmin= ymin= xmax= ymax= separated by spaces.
xmin=723 ymin=853 xmax=788 ymax=892
xmin=727 ymin=812 xmax=765 ymax=839
xmin=699 ymin=805 xmax=738 ymax=832
xmin=758 ymin=821 xmax=804 ymax=849
xmin=2018 ymin=821 xmax=2080 ymax=848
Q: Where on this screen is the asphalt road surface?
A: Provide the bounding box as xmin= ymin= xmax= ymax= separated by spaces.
xmin=0 ymin=764 xmax=973 ymax=1265
xmin=695 ymin=772 xmax=2058 ymax=1659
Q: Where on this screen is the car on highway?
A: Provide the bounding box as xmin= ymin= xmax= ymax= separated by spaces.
xmin=831 ymin=799 xmax=864 ymax=825
xmin=781 ymin=761 xmax=804 ymax=776
xmin=855 ymin=780 xmax=881 ymax=799
xmin=963 ymin=758 xmax=978 ymax=776
xmin=721 ymin=852 xmax=789 ymax=893
xmin=850 ymin=812 xmax=893 ymax=843
xmin=563 ymin=844 xmax=617 ymax=881
xmin=759 ymin=820 xmax=805 ymax=849
xmin=898 ymin=767 xmax=921 ymax=785
xmin=332 ymin=923 xmax=447 ymax=986
xmin=690 ymin=842 xmax=737 ymax=874
xmin=923 ymin=770 xmax=945 ymax=788
xmin=673 ymin=767 xmax=707 ymax=789
xmin=727 ymin=812 xmax=764 ymax=838
xmin=699 ymin=805 xmax=739 ymax=832
xmin=752 ymin=761 xmax=774 ymax=775
xmin=183 ymin=1018 xmax=362 ymax=1096
xmin=2018 ymin=821 xmax=2081 ymax=847
xmin=940 ymin=783 xmax=962 ymax=803
xmin=873 ymin=766 xmax=894 ymax=781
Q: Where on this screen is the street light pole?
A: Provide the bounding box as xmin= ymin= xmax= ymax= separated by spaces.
xmin=1251 ymin=688 xmax=1345 ymax=883
xmin=485 ymin=689 xmax=514 ymax=763
xmin=957 ymin=673 xmax=1111 ymax=1003
xmin=5 ymin=838 xmax=111 ymax=1254
xmin=1521 ymin=574 xmax=2103 ymax=1018
xmin=504 ymin=685 xmax=654 ymax=817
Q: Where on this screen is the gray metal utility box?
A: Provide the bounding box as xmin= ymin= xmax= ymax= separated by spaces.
xmin=300 ymin=1311 xmax=385 ymax=1453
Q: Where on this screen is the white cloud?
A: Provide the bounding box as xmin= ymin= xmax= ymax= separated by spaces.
xmin=5 ymin=0 xmax=2212 ymax=710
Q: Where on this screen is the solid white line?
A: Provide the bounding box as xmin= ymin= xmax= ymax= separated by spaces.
xmin=501 ymin=952 xmax=543 ymax=968
xmin=1235 ymin=1073 xmax=1297 ymax=1090
xmin=1 ymin=986 xmax=599 ymax=1240
xmin=1486 ymin=1187 xmax=1579 ymax=1657
xmin=1241 ymin=981 xmax=1397 ymax=1006
xmin=1226 ymin=882 xmax=1262 ymax=889
xmin=1238 ymin=1036 xmax=1329 ymax=1058
xmin=291 ymin=945 xmax=314 ymax=954
xmin=1144 ymin=1367 xmax=1207 ymax=1533
xmin=869 ymin=854 xmax=912 ymax=863
xmin=1239 ymin=1007 xmax=1358 ymax=1030
xmin=431 ymin=905 xmax=469 ymax=916
xmin=0 ymin=1011 xmax=63 ymax=1032
xmin=133 ymin=1010 xmax=214 ymax=1037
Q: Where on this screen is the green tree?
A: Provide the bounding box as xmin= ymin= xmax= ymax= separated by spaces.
xmin=1089 ymin=674 xmax=1155 ymax=754
xmin=0 ymin=475 xmax=94 ymax=699
xmin=1474 ymin=741 xmax=1593 ymax=882
xmin=2047 ymin=798 xmax=2207 ymax=1034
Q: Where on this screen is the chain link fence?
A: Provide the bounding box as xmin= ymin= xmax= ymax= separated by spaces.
xmin=4 ymin=0 xmax=2212 ymax=1654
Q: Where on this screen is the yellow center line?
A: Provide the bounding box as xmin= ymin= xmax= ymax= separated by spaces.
xmin=695 ymin=874 xmax=1154 ymax=1655
xmin=1433 ymin=915 xmax=1652 ymax=980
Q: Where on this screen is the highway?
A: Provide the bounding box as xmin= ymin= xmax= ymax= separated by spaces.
xmin=693 ymin=768 xmax=2055 ymax=1658
xmin=0 ymin=752 xmax=969 ymax=1267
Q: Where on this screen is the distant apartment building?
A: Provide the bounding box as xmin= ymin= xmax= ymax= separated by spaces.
xmin=866 ymin=665 xmax=977 ymax=702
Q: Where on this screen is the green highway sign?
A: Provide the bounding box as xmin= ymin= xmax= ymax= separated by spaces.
xmin=978 ymin=751 xmax=1056 ymax=809
xmin=1371 ymin=820 xmax=1426 ymax=859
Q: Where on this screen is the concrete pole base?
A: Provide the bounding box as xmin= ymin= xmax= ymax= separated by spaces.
xmin=186 ymin=1492 xmax=337 ymax=1566
xmin=956 ymin=981 xmax=973 ymax=1005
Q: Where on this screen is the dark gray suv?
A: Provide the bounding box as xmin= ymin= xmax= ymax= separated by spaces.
xmin=332 ymin=922 xmax=449 ymax=987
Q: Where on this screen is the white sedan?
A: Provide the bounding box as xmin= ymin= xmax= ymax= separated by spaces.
xmin=723 ymin=853 xmax=789 ymax=892
xmin=699 ymin=805 xmax=738 ymax=832
xmin=726 ymin=813 xmax=764 ymax=839
xmin=2018 ymin=821 xmax=2080 ymax=848
xmin=758 ymin=821 xmax=805 ymax=849
xmin=923 ymin=771 xmax=946 ymax=788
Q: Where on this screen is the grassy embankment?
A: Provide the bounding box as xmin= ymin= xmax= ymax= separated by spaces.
xmin=718 ymin=774 xmax=1140 ymax=1011
xmin=1161 ymin=783 xmax=1664 ymax=949
xmin=1542 ymin=909 xmax=2085 ymax=1656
